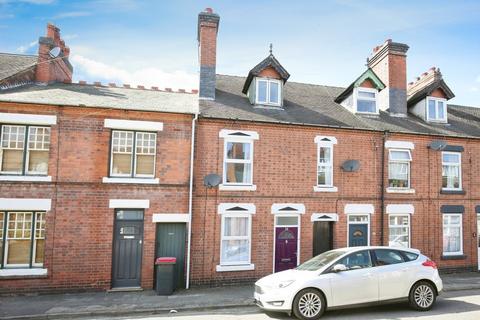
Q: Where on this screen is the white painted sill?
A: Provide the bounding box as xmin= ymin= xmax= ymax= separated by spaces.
xmin=0 ymin=268 xmax=47 ymax=277
xmin=216 ymin=264 xmax=255 ymax=272
xmin=313 ymin=186 xmax=338 ymax=192
xmin=219 ymin=184 xmax=257 ymax=191
xmin=102 ymin=177 xmax=160 ymax=184
xmin=386 ymin=188 xmax=416 ymax=194
xmin=0 ymin=175 xmax=52 ymax=182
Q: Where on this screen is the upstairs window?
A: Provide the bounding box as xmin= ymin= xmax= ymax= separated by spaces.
xmin=110 ymin=130 xmax=156 ymax=178
xmin=355 ymin=88 xmax=378 ymax=114
xmin=256 ymin=78 xmax=281 ymax=106
xmin=442 ymin=152 xmax=461 ymax=190
xmin=427 ymin=97 xmax=447 ymax=122
xmin=0 ymin=125 xmax=50 ymax=176
xmin=388 ymin=149 xmax=412 ymax=189
xmin=224 ymin=141 xmax=253 ymax=185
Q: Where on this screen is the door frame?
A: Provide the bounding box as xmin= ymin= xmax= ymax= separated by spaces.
xmin=111 ymin=209 xmax=144 ymax=289
xmin=347 ymin=214 xmax=370 ymax=247
xmin=272 ymin=214 xmax=301 ymax=273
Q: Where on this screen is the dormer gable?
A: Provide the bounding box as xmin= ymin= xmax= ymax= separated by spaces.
xmin=407 ymin=67 xmax=455 ymax=124
xmin=242 ymin=51 xmax=290 ymax=107
xmin=335 ymin=68 xmax=385 ymax=115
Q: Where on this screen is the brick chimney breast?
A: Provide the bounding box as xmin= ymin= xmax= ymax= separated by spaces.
xmin=198 ymin=8 xmax=220 ymax=100
xmin=367 ymin=39 xmax=409 ymax=116
xmin=36 ymin=23 xmax=73 ymax=84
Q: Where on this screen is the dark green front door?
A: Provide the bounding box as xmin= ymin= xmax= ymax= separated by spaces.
xmin=155 ymin=223 xmax=186 ymax=289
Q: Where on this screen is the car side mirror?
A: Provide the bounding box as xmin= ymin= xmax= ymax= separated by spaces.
xmin=332 ymin=264 xmax=347 ymax=273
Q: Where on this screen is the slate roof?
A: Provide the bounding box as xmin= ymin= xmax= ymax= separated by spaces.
xmin=200 ymin=74 xmax=480 ymax=139
xmin=0 ymin=53 xmax=37 ymax=81
xmin=0 ymin=83 xmax=199 ymax=114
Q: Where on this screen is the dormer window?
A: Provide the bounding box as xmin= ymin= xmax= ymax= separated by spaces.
xmin=355 ymin=88 xmax=378 ymax=114
xmin=256 ymin=78 xmax=281 ymax=106
xmin=427 ymin=97 xmax=447 ymax=122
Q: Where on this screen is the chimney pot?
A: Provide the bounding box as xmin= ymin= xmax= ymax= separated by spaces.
xmin=123 ymin=84 xmax=131 ymax=88
xmin=191 ymin=89 xmax=199 ymax=94
xmin=79 ymin=80 xmax=87 ymax=85
xmin=205 ymin=7 xmax=213 ymax=13
xmin=178 ymin=88 xmax=186 ymax=93
xmin=137 ymin=85 xmax=145 ymax=89
xmin=108 ymin=83 xmax=116 ymax=87
xmin=165 ymin=88 xmax=172 ymax=92
xmin=94 ymin=81 xmax=102 ymax=87
xmin=151 ymin=86 xmax=159 ymax=90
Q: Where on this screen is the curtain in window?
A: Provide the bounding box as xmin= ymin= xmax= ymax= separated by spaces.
xmin=6 ymin=212 xmax=32 ymax=265
xmin=226 ymin=142 xmax=251 ymax=184
xmin=388 ymin=162 xmax=409 ymax=187
xmin=27 ymin=127 xmax=50 ymax=174
xmin=221 ymin=216 xmax=249 ymax=264
xmin=442 ymin=165 xmax=460 ymax=188
xmin=111 ymin=131 xmax=133 ymax=175
xmin=135 ymin=132 xmax=156 ymax=176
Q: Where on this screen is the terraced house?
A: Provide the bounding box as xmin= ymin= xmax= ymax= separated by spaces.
xmin=0 ymin=8 xmax=480 ymax=294
xmin=191 ymin=8 xmax=480 ymax=286
xmin=0 ymin=24 xmax=198 ymax=294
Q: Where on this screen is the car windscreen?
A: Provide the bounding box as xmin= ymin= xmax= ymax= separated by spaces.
xmin=296 ymin=250 xmax=347 ymax=271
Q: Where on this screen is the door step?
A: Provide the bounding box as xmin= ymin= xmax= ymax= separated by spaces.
xmin=108 ymin=287 xmax=143 ymax=293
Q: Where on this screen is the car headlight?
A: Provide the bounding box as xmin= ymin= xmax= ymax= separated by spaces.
xmin=278 ymin=280 xmax=295 ymax=288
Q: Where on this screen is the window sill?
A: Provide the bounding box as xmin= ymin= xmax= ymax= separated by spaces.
xmin=102 ymin=177 xmax=159 ymax=184
xmin=440 ymin=189 xmax=465 ymax=195
xmin=219 ymin=184 xmax=257 ymax=191
xmin=313 ymin=186 xmax=338 ymax=192
xmin=0 ymin=268 xmax=47 ymax=278
xmin=216 ymin=264 xmax=255 ymax=272
xmin=386 ymin=188 xmax=415 ymax=194
xmin=0 ymin=175 xmax=52 ymax=182
xmin=441 ymin=254 xmax=466 ymax=261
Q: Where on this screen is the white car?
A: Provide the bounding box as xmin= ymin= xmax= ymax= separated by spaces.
xmin=254 ymin=246 xmax=442 ymax=320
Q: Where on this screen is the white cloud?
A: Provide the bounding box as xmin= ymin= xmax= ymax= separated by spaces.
xmin=0 ymin=0 xmax=55 ymax=4
xmin=70 ymin=54 xmax=198 ymax=90
xmin=52 ymin=11 xmax=91 ymax=19
xmin=16 ymin=40 xmax=37 ymax=54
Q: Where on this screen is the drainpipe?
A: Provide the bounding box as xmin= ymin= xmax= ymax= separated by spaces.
xmin=380 ymin=130 xmax=389 ymax=246
xmin=185 ymin=112 xmax=198 ymax=289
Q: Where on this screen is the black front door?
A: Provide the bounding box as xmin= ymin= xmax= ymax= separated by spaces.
xmin=112 ymin=210 xmax=144 ymax=288
xmin=313 ymin=221 xmax=333 ymax=256
xmin=155 ymin=223 xmax=186 ymax=289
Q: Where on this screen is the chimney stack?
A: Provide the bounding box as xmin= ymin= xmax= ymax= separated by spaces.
xmin=36 ymin=23 xmax=73 ymax=84
xmin=197 ymin=8 xmax=220 ymax=100
xmin=367 ymin=39 xmax=409 ymax=115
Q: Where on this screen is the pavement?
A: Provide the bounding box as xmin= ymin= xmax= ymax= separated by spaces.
xmin=1 ymin=272 xmax=480 ymax=320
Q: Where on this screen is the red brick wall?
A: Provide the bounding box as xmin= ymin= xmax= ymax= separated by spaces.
xmin=258 ymin=67 xmax=281 ymax=79
xmin=0 ymin=102 xmax=193 ymax=294
xmin=190 ymin=118 xmax=480 ymax=285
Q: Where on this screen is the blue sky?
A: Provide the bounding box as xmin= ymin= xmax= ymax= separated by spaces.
xmin=0 ymin=0 xmax=479 ymax=106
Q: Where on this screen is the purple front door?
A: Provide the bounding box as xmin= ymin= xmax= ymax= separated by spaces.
xmin=275 ymin=227 xmax=298 ymax=272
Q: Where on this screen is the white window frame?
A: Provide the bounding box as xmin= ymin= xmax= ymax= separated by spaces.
xmin=255 ymin=78 xmax=282 ymax=106
xmin=219 ymin=213 xmax=252 ymax=266
xmin=219 ymin=130 xmax=258 ymax=191
xmin=442 ymin=151 xmax=462 ymax=191
xmin=442 ymin=213 xmax=463 ymax=256
xmin=314 ymin=136 xmax=338 ymax=192
xmin=354 ymin=87 xmax=378 ymax=114
xmin=387 ymin=148 xmax=412 ymax=190
xmin=426 ymin=97 xmax=447 ymax=123
xmin=388 ymin=214 xmax=411 ymax=248
xmin=347 ymin=213 xmax=370 ymax=247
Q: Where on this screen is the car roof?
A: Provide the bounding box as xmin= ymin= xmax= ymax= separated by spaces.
xmin=337 ymin=246 xmax=421 ymax=254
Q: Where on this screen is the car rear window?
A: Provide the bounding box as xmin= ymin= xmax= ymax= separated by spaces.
xmin=374 ymin=249 xmax=405 ymax=266
xmin=403 ymin=251 xmax=419 ymax=261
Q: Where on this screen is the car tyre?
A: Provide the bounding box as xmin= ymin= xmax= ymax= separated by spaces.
xmin=409 ymin=281 xmax=436 ymax=311
xmin=292 ymin=288 xmax=326 ymax=320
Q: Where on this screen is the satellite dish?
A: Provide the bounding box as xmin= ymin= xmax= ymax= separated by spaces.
xmin=49 ymin=47 xmax=61 ymax=58
xmin=341 ymin=160 xmax=360 ymax=172
xmin=429 ymin=140 xmax=447 ymax=151
xmin=203 ymin=173 xmax=221 ymax=188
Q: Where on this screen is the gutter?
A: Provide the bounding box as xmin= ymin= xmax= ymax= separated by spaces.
xmin=185 ymin=112 xmax=198 ymax=289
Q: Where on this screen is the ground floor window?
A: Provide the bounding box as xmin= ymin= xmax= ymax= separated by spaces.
xmin=443 ymin=214 xmax=463 ymax=256
xmin=220 ymin=214 xmax=251 ymax=266
xmin=0 ymin=211 xmax=45 ymax=268
xmin=388 ymin=214 xmax=410 ymax=248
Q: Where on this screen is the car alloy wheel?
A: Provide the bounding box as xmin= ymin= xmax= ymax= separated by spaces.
xmin=293 ymin=288 xmax=326 ymax=320
xmin=414 ymin=284 xmax=434 ymax=308
xmin=409 ymin=281 xmax=436 ymax=311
